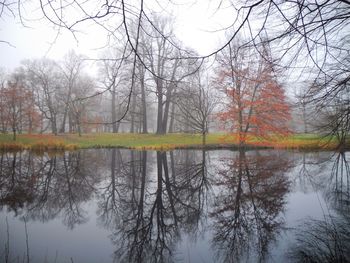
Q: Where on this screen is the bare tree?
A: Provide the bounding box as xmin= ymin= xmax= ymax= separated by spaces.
xmin=99 ymin=45 xmax=131 ymax=133
xmin=305 ymin=56 xmax=350 ymax=149
xmin=137 ymin=58 xmax=148 ymax=133
xmin=23 ymin=59 xmax=64 ymax=135
xmin=69 ymin=75 xmax=97 ymax=136
xmin=59 ymin=50 xmax=85 ymax=133
xmin=175 ymin=72 xmax=218 ymax=144
xmin=139 ymin=16 xmax=182 ymax=134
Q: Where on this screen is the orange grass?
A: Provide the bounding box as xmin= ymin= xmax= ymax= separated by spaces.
xmin=218 ymin=133 xmax=340 ymax=150
xmin=0 ymin=134 xmax=78 ymax=151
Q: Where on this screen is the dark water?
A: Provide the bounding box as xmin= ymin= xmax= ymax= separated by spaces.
xmin=0 ymin=149 xmax=349 ymax=263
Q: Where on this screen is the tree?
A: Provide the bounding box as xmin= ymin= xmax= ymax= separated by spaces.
xmin=99 ymin=46 xmax=131 ymax=133
xmin=141 ymin=16 xmax=179 ymax=134
xmin=0 ymin=79 xmax=38 ymax=140
xmin=0 ymin=69 xmax=9 ymax=133
xmin=59 ymin=50 xmax=85 ymax=133
xmin=175 ymin=72 xmax=217 ymax=144
xmin=138 ymin=15 xmax=201 ymax=134
xmin=69 ymin=75 xmax=98 ymax=136
xmin=216 ymin=40 xmax=291 ymax=146
xmin=305 ymin=57 xmax=350 ymax=149
xmin=23 ymin=59 xmax=64 ymax=135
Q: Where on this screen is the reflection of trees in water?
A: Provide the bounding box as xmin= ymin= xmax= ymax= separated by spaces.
xmin=0 ymin=150 xmax=102 ymax=228
xmin=0 ymin=149 xmax=303 ymax=262
xmin=210 ymin=150 xmax=292 ymax=262
xmin=289 ymin=151 xmax=350 ymax=262
xmin=296 ymin=151 xmax=342 ymax=193
xmin=97 ymin=149 xmax=133 ymax=229
xmin=327 ymin=152 xmax=350 ymax=216
xmin=289 ymin=214 xmax=350 ymax=262
xmin=168 ymin=149 xmax=211 ymax=232
xmin=0 ymin=151 xmax=36 ymax=214
xmin=296 ymin=151 xmax=350 ymax=214
xmin=96 ymin=149 xmax=210 ymax=262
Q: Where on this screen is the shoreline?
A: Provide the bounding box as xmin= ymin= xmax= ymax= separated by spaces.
xmin=0 ymin=133 xmax=346 ymax=152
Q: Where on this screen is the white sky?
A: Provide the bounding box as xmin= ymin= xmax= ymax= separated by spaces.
xmin=0 ymin=0 xmax=235 ymax=71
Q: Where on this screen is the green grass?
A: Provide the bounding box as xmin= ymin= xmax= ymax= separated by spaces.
xmin=0 ymin=132 xmax=345 ymax=151
xmin=61 ymin=133 xmax=237 ymax=150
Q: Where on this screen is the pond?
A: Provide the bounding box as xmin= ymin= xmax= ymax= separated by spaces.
xmin=0 ymin=149 xmax=349 ymax=262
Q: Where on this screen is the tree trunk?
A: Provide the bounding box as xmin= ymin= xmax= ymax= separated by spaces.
xmin=161 ymin=94 xmax=172 ymax=133
xmin=60 ymin=112 xmax=67 ymax=133
xmin=111 ymin=85 xmax=118 ymax=133
xmin=140 ymin=75 xmax=148 ymax=134
xmin=60 ymin=106 xmax=69 ymax=133
xmin=51 ymin=115 xmax=58 ymax=135
xmin=302 ymin=102 xmax=308 ymax=133
xmin=156 ymin=79 xmax=164 ymax=134
xmin=168 ymin=101 xmax=176 ymax=133
xmin=28 ymin=113 xmax=33 ymax=134
xmin=40 ymin=112 xmax=44 ymax=134
xmin=68 ymin=112 xmax=74 ymax=133
xmin=77 ymin=122 xmax=82 ymax=137
xmin=18 ymin=102 xmax=22 ymax=134
xmin=130 ymin=91 xmax=136 ymax=133
xmin=161 ymin=86 xmax=173 ymax=133
xmin=12 ymin=128 xmax=16 ymax=141
xmin=60 ymin=102 xmax=70 ymax=133
xmin=60 ymin=85 xmax=73 ymax=133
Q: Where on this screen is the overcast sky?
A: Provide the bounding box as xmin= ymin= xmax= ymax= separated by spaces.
xmin=0 ymin=0 xmax=234 ymax=71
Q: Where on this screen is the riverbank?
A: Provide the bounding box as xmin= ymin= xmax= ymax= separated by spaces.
xmin=0 ymin=133 xmax=344 ymax=151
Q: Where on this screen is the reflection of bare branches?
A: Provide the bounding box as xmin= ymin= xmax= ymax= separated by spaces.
xmin=297 ymin=151 xmax=350 ymax=215
xmin=97 ymin=148 xmax=125 ymax=228
xmin=289 ymin=151 xmax=350 ymax=262
xmin=288 ymin=215 xmax=350 ymax=263
xmin=99 ymin=149 xmax=210 ymax=262
xmin=295 ymin=152 xmax=331 ymax=193
xmin=0 ymin=150 xmax=101 ymax=229
xmin=327 ymin=152 xmax=350 ymax=216
xmin=4 ymin=217 xmax=9 ymax=263
xmin=110 ymin=151 xmax=178 ymax=262
xmin=211 ymin=150 xmax=291 ymax=262
xmin=26 ymin=152 xmax=96 ymax=228
xmin=0 ymin=152 xmax=36 ymax=215
xmin=23 ymin=216 xmax=30 ymax=263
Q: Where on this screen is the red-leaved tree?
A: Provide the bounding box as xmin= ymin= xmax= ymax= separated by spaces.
xmin=0 ymin=81 xmax=39 ymax=140
xmin=215 ymin=40 xmax=291 ymax=146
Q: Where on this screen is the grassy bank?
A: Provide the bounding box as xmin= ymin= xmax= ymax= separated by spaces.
xmin=0 ymin=132 xmax=344 ymax=151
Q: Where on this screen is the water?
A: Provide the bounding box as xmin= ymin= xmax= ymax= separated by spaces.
xmin=0 ymin=149 xmax=349 ymax=262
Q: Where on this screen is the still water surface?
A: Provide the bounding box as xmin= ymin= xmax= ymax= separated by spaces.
xmin=0 ymin=149 xmax=349 ymax=262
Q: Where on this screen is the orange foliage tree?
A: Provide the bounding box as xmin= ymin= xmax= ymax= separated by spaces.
xmin=0 ymin=81 xmax=40 ymax=140
xmin=215 ymin=41 xmax=291 ymax=146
